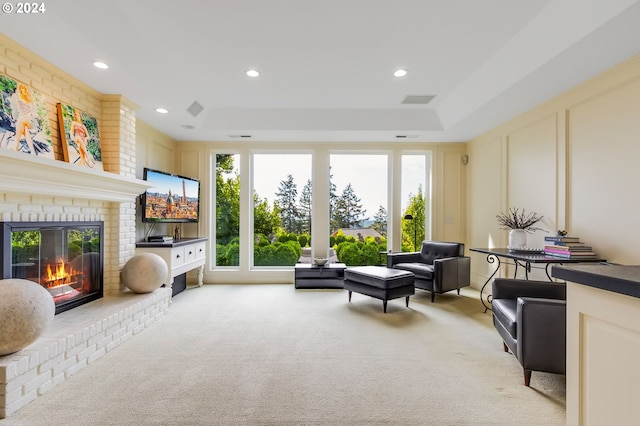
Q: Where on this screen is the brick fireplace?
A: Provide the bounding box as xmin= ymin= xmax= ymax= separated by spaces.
xmin=0 ymin=35 xmax=171 ymax=417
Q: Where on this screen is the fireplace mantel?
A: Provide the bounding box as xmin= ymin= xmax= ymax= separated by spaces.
xmin=0 ymin=149 xmax=153 ymax=202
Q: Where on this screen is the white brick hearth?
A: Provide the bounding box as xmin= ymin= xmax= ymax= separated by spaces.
xmin=0 ymin=287 xmax=172 ymax=418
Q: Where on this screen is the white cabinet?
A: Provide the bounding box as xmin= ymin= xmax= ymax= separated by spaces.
xmin=552 ymin=264 xmax=640 ymax=426
xmin=135 ymin=238 xmax=207 ymax=288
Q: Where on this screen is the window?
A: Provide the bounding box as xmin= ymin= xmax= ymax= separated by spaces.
xmin=401 ymin=154 xmax=430 ymax=251
xmin=210 ymin=149 xmax=434 ymax=273
xmin=214 ymin=153 xmax=240 ymax=267
xmin=252 ymin=153 xmax=312 ymax=267
xmin=329 ymin=154 xmax=388 ymax=265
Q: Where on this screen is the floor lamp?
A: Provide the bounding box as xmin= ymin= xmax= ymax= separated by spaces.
xmin=404 ymin=214 xmax=416 ymax=251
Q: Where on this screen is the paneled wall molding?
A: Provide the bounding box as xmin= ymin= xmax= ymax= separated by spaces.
xmin=468 ymin=52 xmax=640 ymax=287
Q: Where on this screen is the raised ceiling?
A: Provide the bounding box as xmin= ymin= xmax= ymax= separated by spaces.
xmin=3 ymin=0 xmax=640 ymax=143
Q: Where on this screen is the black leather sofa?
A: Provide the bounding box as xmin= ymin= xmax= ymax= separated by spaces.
xmin=491 ymin=278 xmax=566 ymax=386
xmin=387 ymin=241 xmax=470 ymax=302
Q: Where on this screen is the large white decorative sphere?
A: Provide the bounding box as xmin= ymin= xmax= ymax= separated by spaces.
xmin=0 ymin=278 xmax=55 ymax=356
xmin=122 ymin=253 xmax=168 ymax=294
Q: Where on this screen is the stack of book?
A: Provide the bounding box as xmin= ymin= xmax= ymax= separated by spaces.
xmin=544 ymin=235 xmax=598 ymax=259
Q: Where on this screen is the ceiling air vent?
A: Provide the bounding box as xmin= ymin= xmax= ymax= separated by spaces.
xmin=401 ymin=95 xmax=435 ymax=105
xmin=186 ymin=101 xmax=204 ymax=117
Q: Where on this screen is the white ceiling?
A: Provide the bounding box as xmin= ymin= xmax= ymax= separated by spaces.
xmin=3 ymin=0 xmax=640 ymax=143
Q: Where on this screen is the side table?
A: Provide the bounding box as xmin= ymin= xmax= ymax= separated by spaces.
xmin=294 ymin=263 xmax=346 ymax=289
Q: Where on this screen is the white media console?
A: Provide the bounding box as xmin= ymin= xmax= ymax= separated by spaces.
xmin=135 ymin=237 xmax=207 ymax=290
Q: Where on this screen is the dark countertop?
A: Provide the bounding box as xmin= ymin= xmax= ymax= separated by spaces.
xmin=551 ymin=264 xmax=640 ymax=299
xmin=136 ymin=237 xmax=207 ymax=248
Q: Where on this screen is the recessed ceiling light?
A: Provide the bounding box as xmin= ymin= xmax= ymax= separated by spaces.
xmin=93 ymin=61 xmax=109 ymax=70
xmin=394 ymin=69 xmax=408 ymax=77
xmin=246 ymin=69 xmax=260 ymax=78
xmin=155 ymin=108 xmax=169 ymax=114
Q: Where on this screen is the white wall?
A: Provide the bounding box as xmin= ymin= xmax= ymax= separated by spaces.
xmin=467 ymin=53 xmax=640 ymax=288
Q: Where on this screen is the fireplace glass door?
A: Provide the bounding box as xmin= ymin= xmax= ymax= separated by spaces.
xmin=1 ymin=221 xmax=104 ymax=314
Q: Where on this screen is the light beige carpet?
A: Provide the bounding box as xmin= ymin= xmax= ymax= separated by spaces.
xmin=1 ymin=285 xmax=565 ymax=425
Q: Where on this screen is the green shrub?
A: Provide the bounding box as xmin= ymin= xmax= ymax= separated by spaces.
xmin=226 ymin=242 xmax=240 ymax=266
xmin=255 ymin=234 xmax=271 ymax=246
xmin=335 ymin=241 xmax=350 ymax=259
xmin=286 ymin=240 xmax=302 ymax=258
xmin=216 ymin=243 xmax=228 ymax=265
xmin=329 ymin=236 xmax=336 ymax=246
xmin=68 ymin=242 xmax=83 ymax=260
xmin=362 ymin=241 xmax=380 ymax=265
xmin=255 ymin=244 xmax=277 ymax=266
xmin=276 ymin=243 xmax=299 ymax=265
xmin=11 ymin=245 xmax=40 ymax=264
xmin=89 ymin=237 xmax=101 ymax=252
xmin=339 ymin=243 xmax=363 ymax=266
xmin=298 ymin=234 xmax=308 ymax=247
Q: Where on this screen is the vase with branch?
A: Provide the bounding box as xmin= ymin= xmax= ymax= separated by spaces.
xmin=496 ymin=208 xmax=545 ymax=248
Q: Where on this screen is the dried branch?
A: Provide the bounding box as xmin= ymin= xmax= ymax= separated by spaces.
xmin=496 ymin=208 xmax=545 ymax=233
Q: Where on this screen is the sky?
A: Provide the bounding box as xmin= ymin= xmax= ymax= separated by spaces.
xmin=251 ymin=153 xmax=428 ymax=219
xmin=145 ymin=169 xmax=199 ymax=198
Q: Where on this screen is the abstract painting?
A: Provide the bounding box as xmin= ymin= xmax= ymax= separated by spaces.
xmin=0 ymin=74 xmax=54 ymax=158
xmin=57 ymin=103 xmax=103 ymax=170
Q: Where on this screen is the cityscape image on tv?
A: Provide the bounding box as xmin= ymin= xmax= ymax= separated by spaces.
xmin=144 ymin=171 xmax=199 ymax=221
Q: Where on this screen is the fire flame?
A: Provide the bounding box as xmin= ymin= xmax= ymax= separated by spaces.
xmin=45 ymin=258 xmax=78 ymax=287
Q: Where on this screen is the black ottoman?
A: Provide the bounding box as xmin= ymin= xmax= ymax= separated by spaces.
xmin=343 ymin=266 xmax=415 ymax=313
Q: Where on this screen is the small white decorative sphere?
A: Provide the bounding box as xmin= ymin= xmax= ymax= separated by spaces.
xmin=0 ymin=278 xmax=55 ymax=356
xmin=122 ymin=253 xmax=168 ymax=294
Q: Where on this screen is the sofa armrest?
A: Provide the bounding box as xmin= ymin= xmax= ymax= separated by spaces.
xmin=457 ymin=256 xmax=471 ymax=286
xmin=387 ymin=251 xmax=421 ymax=267
xmin=433 ymin=256 xmax=470 ymax=292
xmin=517 ymin=297 xmax=566 ymax=373
xmin=492 ymin=278 xmax=566 ymax=301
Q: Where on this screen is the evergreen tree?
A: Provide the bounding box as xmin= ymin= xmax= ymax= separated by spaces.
xmin=331 ymin=196 xmax=348 ymax=230
xmin=275 ymin=174 xmax=300 ymax=233
xmin=329 ymin=170 xmax=339 ymax=231
xmin=334 ymin=183 xmax=366 ymax=229
xmin=299 ymin=179 xmax=312 ymax=234
xmin=372 ymin=205 xmax=387 ymax=236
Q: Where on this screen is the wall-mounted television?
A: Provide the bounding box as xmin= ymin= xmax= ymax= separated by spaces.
xmin=142 ymin=168 xmax=200 ymax=223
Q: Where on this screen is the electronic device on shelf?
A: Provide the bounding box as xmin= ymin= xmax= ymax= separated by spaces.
xmin=147 ymin=235 xmax=173 ymax=242
xmin=141 ymin=168 xmax=200 ymax=223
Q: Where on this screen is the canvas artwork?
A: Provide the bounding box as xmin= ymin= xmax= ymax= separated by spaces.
xmin=0 ymin=74 xmax=54 ymax=158
xmin=57 ymin=103 xmax=103 ymax=170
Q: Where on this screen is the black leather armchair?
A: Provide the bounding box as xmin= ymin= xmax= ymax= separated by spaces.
xmin=491 ymin=278 xmax=566 ymax=386
xmin=387 ymin=241 xmax=470 ymax=302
